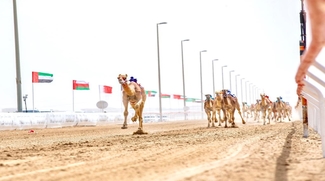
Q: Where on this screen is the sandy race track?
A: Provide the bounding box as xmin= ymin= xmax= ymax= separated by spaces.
xmin=0 ymin=118 xmax=324 ymax=181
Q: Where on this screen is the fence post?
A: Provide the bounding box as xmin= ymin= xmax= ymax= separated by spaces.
xmin=302 ymin=96 xmax=308 ymax=138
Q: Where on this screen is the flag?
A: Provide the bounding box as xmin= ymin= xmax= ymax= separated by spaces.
xmin=145 ymin=90 xmax=157 ymax=97
xmin=73 ymin=80 xmax=90 ymax=90
xmin=173 ymin=94 xmax=181 ymax=99
xmin=195 ymin=99 xmax=203 ymax=103
xmin=161 ymin=94 xmax=171 ymax=98
xmin=101 ymin=85 xmax=112 ymax=94
xmin=32 ymin=72 xmax=53 ymax=83
xmin=186 ymin=98 xmax=196 ymax=102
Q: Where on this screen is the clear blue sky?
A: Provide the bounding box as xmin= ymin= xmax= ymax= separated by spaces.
xmin=0 ymin=0 xmax=305 ymax=112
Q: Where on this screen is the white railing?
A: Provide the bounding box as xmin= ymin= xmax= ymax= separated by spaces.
xmin=0 ymin=111 xmax=205 ymax=131
xmin=301 ymin=60 xmax=325 ymax=158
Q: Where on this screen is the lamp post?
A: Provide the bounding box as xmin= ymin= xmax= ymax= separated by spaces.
xmin=181 ymin=39 xmax=189 ymax=120
xmin=212 ymin=59 xmax=218 ymax=96
xmin=23 ymin=94 xmax=28 ymax=113
xmin=249 ymin=83 xmax=252 ymax=104
xmin=157 ymin=22 xmax=167 ymax=122
xmin=221 ymin=65 xmax=227 ymax=89
xmin=229 ymin=70 xmax=234 ymax=91
xmin=235 ymin=74 xmax=240 ymax=98
xmin=241 ymin=78 xmax=245 ymax=103
xmin=13 ymin=0 xmax=23 ymax=112
xmin=199 ymin=50 xmax=207 ymax=119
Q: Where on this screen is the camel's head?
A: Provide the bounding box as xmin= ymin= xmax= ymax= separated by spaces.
xmin=117 ymin=74 xmax=128 ymax=84
xmin=205 ymin=94 xmax=212 ymax=100
xmin=215 ymin=91 xmax=222 ymax=98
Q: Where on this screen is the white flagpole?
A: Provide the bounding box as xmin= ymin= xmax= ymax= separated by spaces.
xmin=32 ymin=83 xmax=34 ymax=113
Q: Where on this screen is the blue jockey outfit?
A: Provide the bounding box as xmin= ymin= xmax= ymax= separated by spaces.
xmin=226 ymin=90 xmax=236 ymax=97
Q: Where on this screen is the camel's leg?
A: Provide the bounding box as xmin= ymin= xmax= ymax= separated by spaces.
xmin=236 ymin=105 xmax=246 ymax=124
xmin=133 ymin=101 xmax=147 ymax=135
xmin=223 ymin=109 xmax=228 ymax=128
xmin=121 ymin=98 xmax=129 ymax=129
xmin=217 ymin=110 xmax=222 ymax=126
xmin=211 ymin=110 xmax=216 ymax=127
xmin=206 ymin=110 xmax=212 ymax=127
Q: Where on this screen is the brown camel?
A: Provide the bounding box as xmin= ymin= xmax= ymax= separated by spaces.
xmin=220 ymin=89 xmax=246 ymax=128
xmin=204 ymin=94 xmax=216 ymax=127
xmin=259 ymin=94 xmax=272 ymax=125
xmin=117 ymin=74 xmax=147 ymax=134
xmin=213 ymin=91 xmax=224 ymax=126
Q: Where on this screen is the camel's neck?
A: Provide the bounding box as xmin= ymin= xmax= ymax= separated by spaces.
xmin=121 ymin=83 xmax=135 ymax=96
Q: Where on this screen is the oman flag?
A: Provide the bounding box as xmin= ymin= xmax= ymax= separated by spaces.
xmin=73 ymin=80 xmax=90 ymax=90
xmin=32 ymin=72 xmax=53 ymax=83
xmin=100 ymin=85 xmax=112 ymax=94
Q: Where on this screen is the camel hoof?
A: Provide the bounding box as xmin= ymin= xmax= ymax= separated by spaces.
xmin=230 ymin=124 xmax=238 ymax=128
xmin=121 ymin=126 xmax=127 ymax=129
xmin=133 ymin=129 xmax=148 ymax=135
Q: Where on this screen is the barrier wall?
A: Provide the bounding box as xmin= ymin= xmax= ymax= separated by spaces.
xmin=302 ymin=61 xmax=325 ymax=158
xmin=0 ymin=112 xmax=111 ymax=131
xmin=0 ymin=111 xmax=205 ymax=131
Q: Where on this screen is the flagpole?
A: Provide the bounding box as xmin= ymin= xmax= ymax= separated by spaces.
xmin=32 ymin=83 xmax=34 ymax=113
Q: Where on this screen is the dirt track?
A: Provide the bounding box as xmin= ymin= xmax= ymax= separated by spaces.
xmin=0 ymin=119 xmax=324 ymax=181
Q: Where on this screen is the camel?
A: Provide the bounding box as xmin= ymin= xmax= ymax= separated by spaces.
xmin=213 ymin=91 xmax=225 ymax=126
xmin=274 ymin=97 xmax=285 ymax=122
xmin=241 ymin=102 xmax=250 ymax=119
xmin=295 ymin=0 xmax=325 ymax=96
xmin=259 ymin=94 xmax=272 ymax=125
xmin=117 ymin=74 xmax=147 ymax=134
xmin=252 ymin=100 xmax=261 ymax=122
xmin=204 ymin=94 xmax=216 ymax=127
xmin=285 ymin=102 xmax=293 ymax=119
xmin=220 ymin=89 xmax=246 ymax=128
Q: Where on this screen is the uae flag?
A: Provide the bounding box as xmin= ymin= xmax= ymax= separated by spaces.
xmin=145 ymin=90 xmax=157 ymax=97
xmin=32 ymin=72 xmax=53 ymax=83
xmin=101 ymin=85 xmax=112 ymax=94
xmin=73 ymin=80 xmax=90 ymax=90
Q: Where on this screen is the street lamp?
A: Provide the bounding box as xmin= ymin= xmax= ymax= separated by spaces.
xmin=241 ymin=78 xmax=245 ymax=103
xmin=229 ymin=70 xmax=234 ymax=91
xmin=157 ymin=22 xmax=167 ymax=122
xmin=221 ymin=65 xmax=227 ymax=89
xmin=23 ymin=94 xmax=28 ymax=113
xmin=181 ymin=39 xmax=189 ymax=120
xmin=212 ymin=59 xmax=218 ymax=96
xmin=199 ymin=50 xmax=207 ymax=118
xmin=13 ymin=0 xmax=23 ymax=112
xmin=235 ymin=74 xmax=240 ymax=98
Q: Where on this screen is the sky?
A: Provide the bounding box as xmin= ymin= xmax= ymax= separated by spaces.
xmin=0 ymin=0 xmax=319 ymax=112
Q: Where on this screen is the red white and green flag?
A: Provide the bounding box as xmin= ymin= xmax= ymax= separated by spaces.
xmin=145 ymin=90 xmax=157 ymax=97
xmin=161 ymin=94 xmax=171 ymax=98
xmin=100 ymin=85 xmax=112 ymax=94
xmin=173 ymin=94 xmax=181 ymax=99
xmin=32 ymin=72 xmax=53 ymax=83
xmin=73 ymin=80 xmax=90 ymax=90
